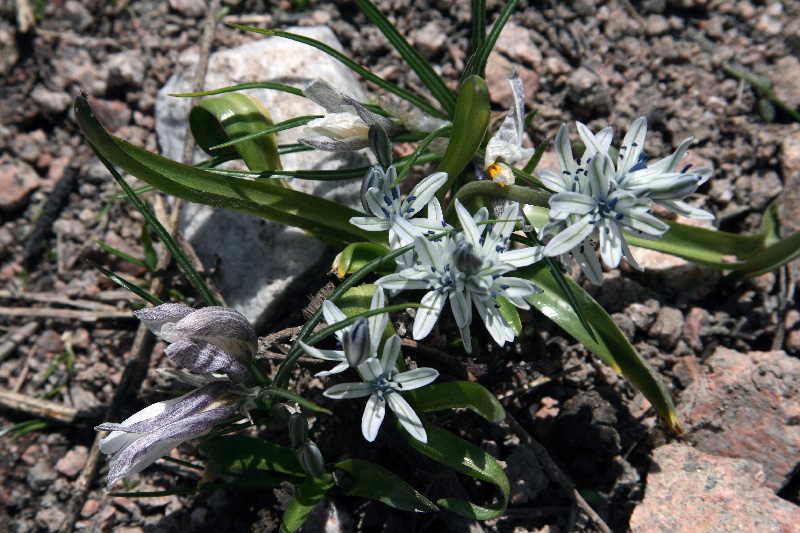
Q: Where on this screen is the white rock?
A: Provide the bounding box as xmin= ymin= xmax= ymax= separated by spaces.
xmin=155 ymin=26 xmax=371 ymax=327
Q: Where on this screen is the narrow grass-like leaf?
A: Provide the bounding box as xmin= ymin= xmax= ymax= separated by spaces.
xmin=0 ymin=420 xmax=50 ymax=440
xmin=335 ymin=459 xmax=438 ymax=512
xmin=208 ymin=115 xmax=318 ymax=151
xmin=354 ymin=0 xmax=456 ymax=115
xmin=462 ymin=0 xmax=520 ymax=80
xmin=395 ymin=125 xmax=451 ymax=184
xmin=471 ymin=0 xmax=486 ymax=52
xmin=141 ymin=222 xmax=158 ymax=272
xmin=517 ymin=262 xmax=682 ymax=434
xmin=93 ymin=238 xmax=149 ymax=271
xmin=407 ymin=382 xmax=505 ymax=423
xmin=397 ymin=421 xmax=509 ymax=519
xmin=258 ymin=387 xmax=332 ymax=414
xmin=85 ymin=141 xmax=218 ymax=306
xmin=229 ymin=25 xmax=447 ymax=120
xmin=522 ymin=136 xmax=550 ymax=175
xmin=170 ymin=82 xmax=304 ymax=98
xmin=274 ymin=242 xmax=419 ymax=388
xmin=87 ymin=259 xmax=162 ymax=306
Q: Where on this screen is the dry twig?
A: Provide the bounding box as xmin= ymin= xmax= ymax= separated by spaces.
xmin=0 ymin=321 xmax=39 ymax=362
xmin=505 ymin=413 xmax=612 ymax=533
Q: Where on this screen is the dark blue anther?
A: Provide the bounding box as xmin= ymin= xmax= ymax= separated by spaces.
xmin=496 ymin=245 xmax=504 ymax=252
xmin=491 ymin=291 xmax=497 ymax=299
xmin=681 ymin=164 xmax=693 ymax=173
xmin=609 ymin=197 xmax=619 ymax=210
xmin=406 ymin=195 xmax=416 ymax=202
xmin=406 ymin=208 xmax=415 ymax=214
xmin=615 ymin=213 xmax=624 ymax=220
xmin=430 ymin=266 xmax=436 ymax=272
xmin=391 ymin=188 xmax=399 ymax=200
xmin=380 ymin=207 xmax=390 ymax=217
xmin=383 ymin=194 xmax=392 ymax=205
xmin=500 ymin=284 xmax=509 ymax=290
xmin=492 ymin=274 xmax=501 ymax=279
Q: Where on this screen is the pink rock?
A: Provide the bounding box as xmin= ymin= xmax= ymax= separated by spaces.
xmin=678 ymin=347 xmax=800 ymax=491
xmin=80 ymin=498 xmax=100 ymax=518
xmin=630 ymin=443 xmax=800 ymax=532
xmin=55 ymin=445 xmax=89 ymax=478
xmin=493 ymin=22 xmax=543 ymax=67
xmin=0 ymin=157 xmax=41 ymax=213
xmin=485 ymin=53 xmax=538 ymax=109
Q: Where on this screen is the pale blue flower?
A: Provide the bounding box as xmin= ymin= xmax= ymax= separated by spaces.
xmin=378 ymin=201 xmax=541 ymax=353
xmin=323 ymin=334 xmax=438 ymax=442
xmin=299 ymin=289 xmax=389 ymax=377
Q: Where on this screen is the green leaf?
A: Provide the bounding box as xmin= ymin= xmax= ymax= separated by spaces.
xmin=522 ymin=135 xmax=550 ymax=175
xmin=207 ymin=115 xmax=317 ymax=152
xmin=258 ymin=387 xmax=332 ymax=414
xmin=517 ymin=262 xmax=682 ymax=434
xmin=497 ymin=296 xmax=522 ymax=337
xmin=200 ymin=435 xmax=304 ymax=475
xmin=406 ymin=381 xmax=505 ymax=423
xmin=280 ymin=474 xmax=336 ymax=533
xmin=334 ymin=242 xmax=392 ymax=278
xmin=93 ymin=237 xmax=149 ymax=271
xmin=394 ymin=126 xmax=451 ymax=184
xmin=190 ymin=93 xmax=282 ymax=171
xmin=273 ymin=241 xmax=422 ymax=388
xmin=140 ymin=222 xmax=158 ymax=272
xmin=229 ymin=25 xmax=447 ymax=120
xmin=436 ymin=75 xmax=491 ymax=201
xmin=354 ymin=0 xmax=456 ymax=115
xmin=74 ymin=94 xmax=381 ymax=249
xmin=170 ymin=81 xmax=304 ymax=98
xmin=727 ymin=227 xmax=800 ymax=278
xmin=86 ymin=259 xmax=162 ymax=306
xmin=335 ymin=459 xmax=438 ymax=512
xmin=398 ymin=421 xmax=509 ymax=519
xmin=471 ymin=0 xmax=487 ymax=52
xmin=461 ymin=0 xmax=520 ymax=80
xmin=79 ymin=121 xmax=218 ymax=305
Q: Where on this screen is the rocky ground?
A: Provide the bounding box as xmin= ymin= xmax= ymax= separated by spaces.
xmin=1 ymin=0 xmax=800 ymax=531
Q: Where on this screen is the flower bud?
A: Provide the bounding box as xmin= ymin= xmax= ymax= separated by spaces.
xmin=288 ymin=413 xmax=309 ymax=450
xmin=342 ymin=318 xmax=371 ymax=368
xmin=295 ymin=440 xmax=325 ymax=477
xmin=453 ymin=242 xmax=483 ymax=276
xmin=369 ymin=124 xmax=393 ymax=170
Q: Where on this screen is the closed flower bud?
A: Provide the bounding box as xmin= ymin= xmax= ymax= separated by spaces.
xmin=342 ymin=317 xmax=371 ymax=369
xmin=288 ymin=413 xmax=308 ymax=450
xmin=134 ymin=304 xmax=257 ymax=383
xmin=295 ymin=440 xmax=325 ymax=477
xmin=369 ymin=124 xmax=393 ymax=170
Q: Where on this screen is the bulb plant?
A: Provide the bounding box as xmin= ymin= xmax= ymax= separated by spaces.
xmin=73 ymin=0 xmax=800 ymax=530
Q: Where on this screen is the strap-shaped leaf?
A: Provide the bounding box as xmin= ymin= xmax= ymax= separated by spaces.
xmin=436 ymin=75 xmax=491 ymax=202
xmin=354 ymin=0 xmax=456 ymax=116
xmin=334 ymin=242 xmax=392 ymax=278
xmin=190 ymin=93 xmax=282 ymax=171
xmin=280 ymin=474 xmax=336 ymax=533
xmin=471 ymin=0 xmax=486 ymax=52
xmin=397 ymin=420 xmax=510 ymax=519
xmin=406 ymin=381 xmax=505 ymax=423
xmin=335 ymin=459 xmax=438 ymax=512
xmin=229 ymin=25 xmax=447 ymax=120
xmin=517 ymin=262 xmax=683 ymax=434
xmin=200 ymin=435 xmax=304 ymax=475
xmin=75 ymin=94 xmax=379 ymax=249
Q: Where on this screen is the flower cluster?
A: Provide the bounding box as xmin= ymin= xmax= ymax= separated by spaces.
xmin=538 ymin=118 xmax=713 ymax=284
xmin=95 ymin=304 xmax=258 ymax=487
